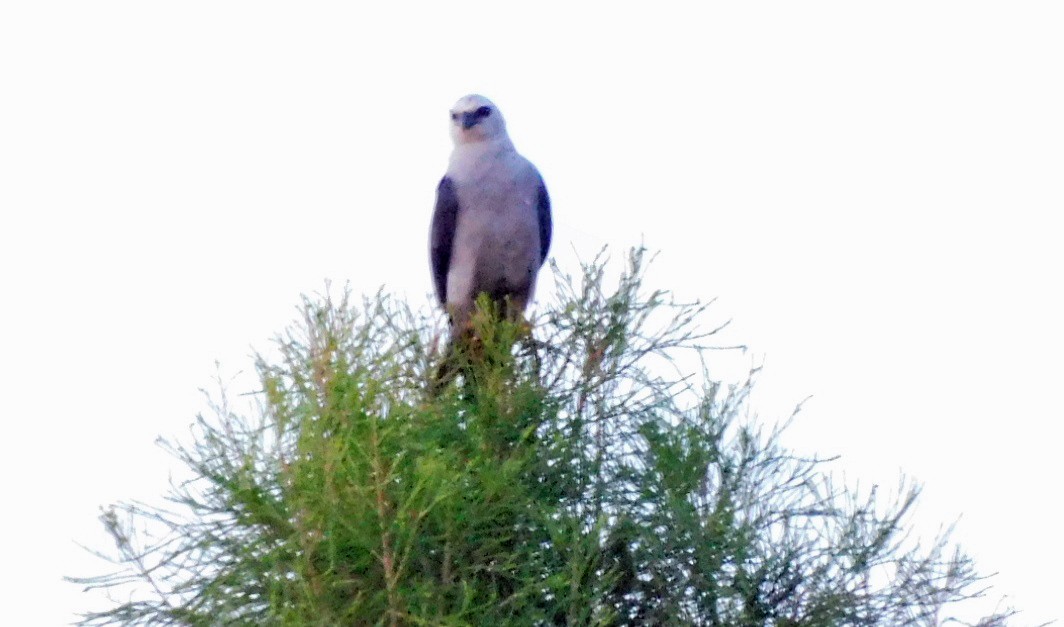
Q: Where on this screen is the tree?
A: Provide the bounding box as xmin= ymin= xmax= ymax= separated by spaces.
xmin=71 ymin=248 xmax=1018 ymax=625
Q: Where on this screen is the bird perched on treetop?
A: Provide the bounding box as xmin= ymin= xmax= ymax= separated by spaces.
xmin=429 ymin=94 xmax=552 ymax=334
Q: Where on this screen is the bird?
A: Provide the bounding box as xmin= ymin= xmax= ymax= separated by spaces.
xmin=429 ymin=94 xmax=552 ymax=337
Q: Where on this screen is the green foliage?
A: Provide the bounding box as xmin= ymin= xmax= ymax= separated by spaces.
xmin=71 ymin=249 xmax=1016 ymax=625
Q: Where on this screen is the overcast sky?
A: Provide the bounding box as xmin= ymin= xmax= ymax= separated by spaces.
xmin=1 ymin=2 xmax=1061 ymax=624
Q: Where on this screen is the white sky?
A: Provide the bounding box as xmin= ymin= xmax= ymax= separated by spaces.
xmin=1 ymin=2 xmax=1061 ymax=624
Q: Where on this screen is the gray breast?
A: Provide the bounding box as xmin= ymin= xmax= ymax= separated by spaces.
xmin=447 ymin=156 xmax=542 ymax=311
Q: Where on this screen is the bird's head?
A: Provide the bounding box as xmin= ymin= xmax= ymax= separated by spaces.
xmin=449 ymin=94 xmax=508 ymax=145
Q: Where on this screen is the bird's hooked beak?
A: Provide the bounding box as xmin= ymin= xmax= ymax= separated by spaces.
xmin=460 ymin=111 xmax=480 ymax=130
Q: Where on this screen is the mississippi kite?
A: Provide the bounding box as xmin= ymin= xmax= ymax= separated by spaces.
xmin=430 ymin=94 xmax=552 ymax=332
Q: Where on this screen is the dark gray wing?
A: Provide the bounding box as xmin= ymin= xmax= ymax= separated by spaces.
xmin=430 ymin=177 xmax=460 ymax=305
xmin=536 ymin=177 xmax=552 ymax=264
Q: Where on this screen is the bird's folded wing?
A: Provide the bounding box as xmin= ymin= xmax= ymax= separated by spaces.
xmin=430 ymin=176 xmax=460 ymax=305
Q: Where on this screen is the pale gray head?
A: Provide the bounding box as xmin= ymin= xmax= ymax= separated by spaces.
xmin=449 ymin=94 xmax=508 ymax=145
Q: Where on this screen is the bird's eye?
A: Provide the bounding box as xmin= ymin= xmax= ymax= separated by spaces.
xmin=475 ymin=106 xmax=492 ymax=118
xmin=450 ymin=112 xmax=458 ymax=121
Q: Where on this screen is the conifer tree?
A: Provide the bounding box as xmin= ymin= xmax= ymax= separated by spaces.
xmin=71 ymin=248 xmax=1017 ymax=625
